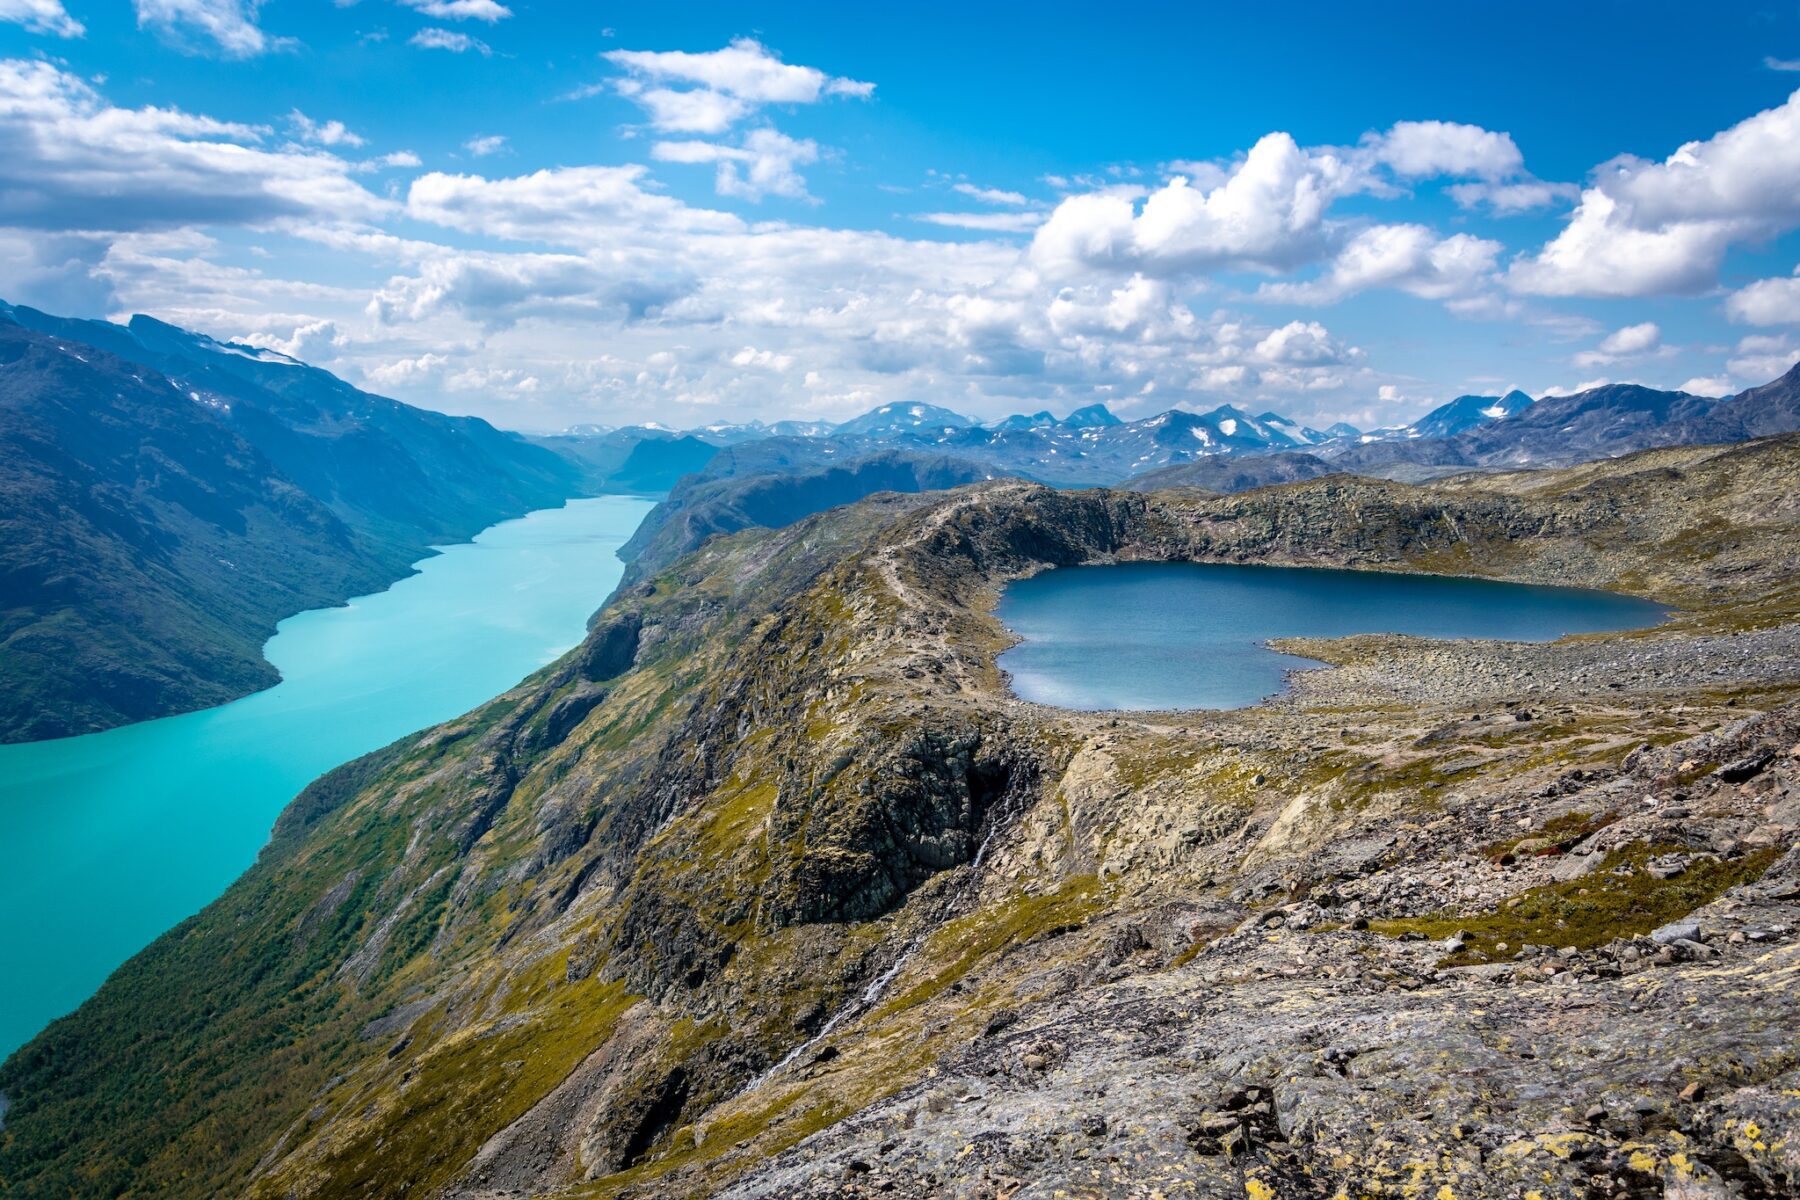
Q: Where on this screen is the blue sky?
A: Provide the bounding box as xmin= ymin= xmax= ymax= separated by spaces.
xmin=2 ymin=1 xmax=1799 ymax=431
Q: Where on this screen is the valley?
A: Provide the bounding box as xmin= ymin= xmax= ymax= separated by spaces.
xmin=4 ymin=434 xmax=1795 ymax=1198
xmin=0 ymin=495 xmax=651 ymax=1058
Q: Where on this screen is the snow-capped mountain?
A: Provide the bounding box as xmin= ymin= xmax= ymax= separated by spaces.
xmin=1361 ymin=390 xmax=1535 ymax=442
xmin=1406 ymin=390 xmax=1534 ymax=440
xmin=834 ymin=402 xmax=978 ymax=438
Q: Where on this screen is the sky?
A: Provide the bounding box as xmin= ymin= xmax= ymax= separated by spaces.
xmin=2 ymin=2 xmax=1800 ymax=433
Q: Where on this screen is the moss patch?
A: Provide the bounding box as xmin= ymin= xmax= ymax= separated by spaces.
xmin=1372 ymin=842 xmax=1779 ymax=966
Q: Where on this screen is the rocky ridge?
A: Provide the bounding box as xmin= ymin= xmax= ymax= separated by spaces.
xmin=2 ymin=436 xmax=1799 ymax=1198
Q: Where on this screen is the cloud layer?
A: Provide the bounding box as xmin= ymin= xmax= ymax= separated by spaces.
xmin=0 ymin=37 xmax=1796 ymax=432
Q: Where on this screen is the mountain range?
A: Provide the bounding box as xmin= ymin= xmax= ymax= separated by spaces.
xmin=556 ymin=370 xmax=1800 ymax=492
xmin=6 ymin=294 xmax=1799 ymax=742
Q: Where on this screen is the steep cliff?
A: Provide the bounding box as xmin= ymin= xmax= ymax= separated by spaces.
xmin=4 ymin=436 xmax=1799 ymax=1198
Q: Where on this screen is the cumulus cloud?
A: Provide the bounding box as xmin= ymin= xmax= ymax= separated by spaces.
xmin=730 ymin=345 xmax=794 ymax=370
xmin=135 ymin=0 xmax=280 ymax=57
xmin=1679 ymin=375 xmax=1734 ymax=397
xmin=1573 ymin=321 xmax=1663 ymax=368
xmin=651 ymin=128 xmax=819 ymax=201
xmin=398 ymin=0 xmax=510 ymax=21
xmin=464 ymin=133 xmax=507 ymax=157
xmin=0 ymin=0 xmax=83 ymax=37
xmin=288 ymin=109 xmax=365 ymax=148
xmin=1366 ymin=120 xmax=1523 ymax=180
xmin=1599 ymin=321 xmax=1661 ymax=356
xmin=601 ymin=37 xmax=871 ymax=140
xmin=1446 ymin=179 xmax=1579 ymax=214
xmin=614 ymin=84 xmax=748 ymax=134
xmin=405 ymin=165 xmax=741 ymax=243
xmin=1728 ymin=333 xmax=1800 ymax=382
xmin=604 ymin=37 xmax=873 ymax=106
xmin=1726 ymin=266 xmax=1800 ymax=325
xmin=39 ymin=58 xmax=1768 ymax=432
xmin=409 ymin=27 xmax=489 ymax=54
xmin=0 ymin=59 xmax=389 ymax=231
xmin=1031 ymin=134 xmax=1355 ymax=278
xmin=1256 ymin=224 xmax=1500 ymax=303
xmin=1254 ymin=319 xmax=1359 ymax=366
xmin=1511 ymin=88 xmax=1800 ymax=297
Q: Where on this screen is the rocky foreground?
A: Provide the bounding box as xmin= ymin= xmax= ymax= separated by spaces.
xmin=3 ymin=436 xmax=1799 ymax=1199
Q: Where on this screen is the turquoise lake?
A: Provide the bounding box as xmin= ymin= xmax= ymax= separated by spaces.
xmin=996 ymin=561 xmax=1671 ymax=712
xmin=0 ymin=495 xmax=653 ymax=1059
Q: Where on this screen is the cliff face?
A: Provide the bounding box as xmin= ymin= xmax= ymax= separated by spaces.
xmin=4 ymin=437 xmax=1800 ymax=1199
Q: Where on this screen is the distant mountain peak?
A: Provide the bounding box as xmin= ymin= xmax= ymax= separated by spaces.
xmin=1064 ymin=403 xmax=1120 ymax=427
xmin=835 ymin=402 xmax=976 ymax=438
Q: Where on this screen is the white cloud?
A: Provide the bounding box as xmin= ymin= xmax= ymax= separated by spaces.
xmin=288 ymin=109 xmax=365 ymax=148
xmin=1727 ymin=333 xmax=1800 ymax=382
xmin=32 ymin=65 xmax=1758 ymax=432
xmin=409 ymin=27 xmax=489 ymax=54
xmin=603 ymin=37 xmax=872 ymax=106
xmin=364 ymin=350 xmax=450 ymax=387
xmin=1031 ymin=134 xmax=1357 ymax=278
xmin=916 ymin=211 xmax=1044 ymax=233
xmin=135 ymin=0 xmax=279 ymax=57
xmin=1598 ymin=321 xmax=1660 ymax=356
xmin=1367 ymin=120 xmax=1522 ymax=180
xmin=1766 ymin=56 xmax=1800 ymax=72
xmin=1541 ymin=377 xmax=1612 ymax=397
xmin=398 ymin=0 xmax=510 ymax=21
xmin=1254 ymin=319 xmax=1359 ymax=366
xmin=1679 ymin=375 xmax=1733 ymax=397
xmin=600 ymin=38 xmax=871 ymax=143
xmin=652 ymin=128 xmax=819 ymax=201
xmin=0 ymin=59 xmax=389 ymax=232
xmin=358 ymin=150 xmax=422 ymax=171
xmin=405 ymin=165 xmax=742 ymax=243
xmin=1511 ymin=88 xmax=1800 ymax=297
xmin=0 ymin=0 xmax=83 ymax=37
xmin=953 ymin=182 xmax=1029 ymax=206
xmin=614 ymin=83 xmax=748 ymax=134
xmin=1726 ymin=266 xmax=1800 ymax=325
xmin=463 ymin=134 xmax=507 ymax=157
xmin=1572 ymin=320 xmax=1663 ymax=368
xmin=730 ymin=345 xmax=794 ymax=371
xmin=1446 ymin=179 xmax=1579 ymax=214
xmin=1256 ymin=223 xmax=1500 ymax=303
xmin=239 ymin=317 xmax=346 ymax=360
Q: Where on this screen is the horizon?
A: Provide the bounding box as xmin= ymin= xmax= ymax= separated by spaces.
xmin=2 ymin=3 xmax=1800 ymax=431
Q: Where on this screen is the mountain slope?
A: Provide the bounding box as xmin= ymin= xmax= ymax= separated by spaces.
xmin=1123 ymin=450 xmax=1336 ymax=493
xmin=1406 ymin=389 xmax=1533 ymax=439
xmin=5 ymin=435 xmax=1797 ymax=1198
xmin=0 ymin=304 xmax=590 ymax=740
xmin=615 ymin=449 xmax=993 ymax=587
xmin=2 ymin=305 xmax=583 ymax=550
xmin=0 ymin=322 xmax=400 ymax=741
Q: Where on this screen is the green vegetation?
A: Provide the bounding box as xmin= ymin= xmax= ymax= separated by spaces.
xmin=255 ymin=977 xmax=638 ymax=1200
xmin=1372 ymin=842 xmax=1779 ymax=966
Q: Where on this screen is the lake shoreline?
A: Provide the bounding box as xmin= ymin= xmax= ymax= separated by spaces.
xmin=0 ymin=495 xmax=654 ymax=1058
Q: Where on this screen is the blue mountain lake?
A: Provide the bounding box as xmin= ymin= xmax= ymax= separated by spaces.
xmin=996 ymin=561 xmax=1671 ymax=712
xmin=0 ymin=495 xmax=653 ymax=1058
